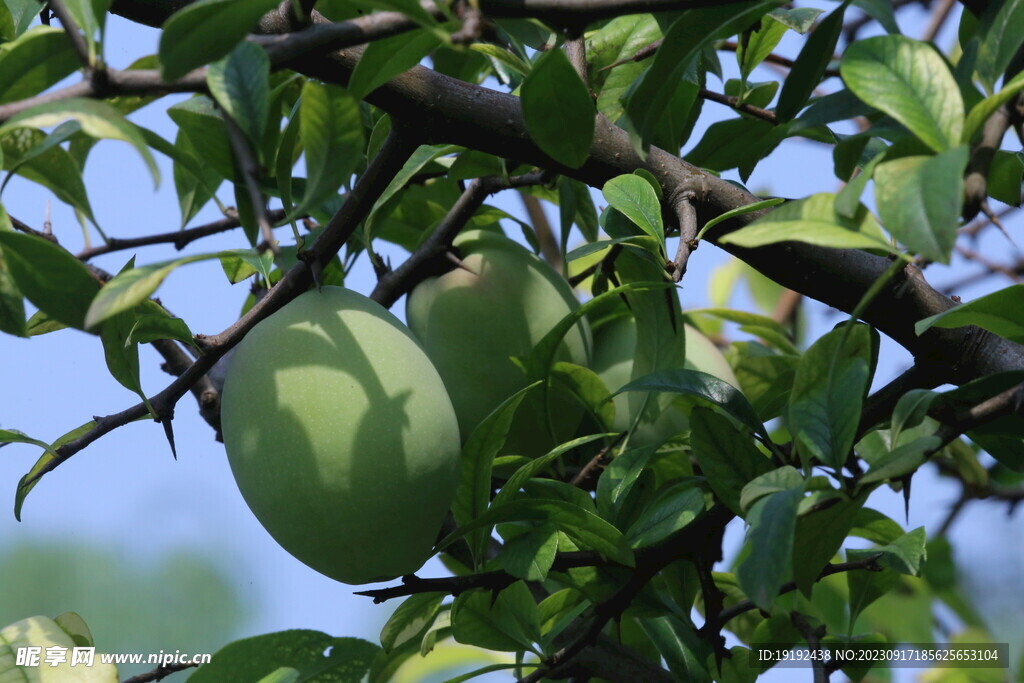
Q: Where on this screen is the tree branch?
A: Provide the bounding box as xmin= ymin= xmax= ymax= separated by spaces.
xmin=20 ymin=127 xmax=420 ymax=488
xmin=76 ymin=209 xmax=294 ymax=260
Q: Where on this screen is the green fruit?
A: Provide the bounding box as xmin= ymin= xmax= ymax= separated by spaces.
xmin=592 ymin=315 xmax=739 ymax=444
xmin=406 ymin=230 xmax=592 ymax=456
xmin=221 ymin=286 xmax=461 ymax=585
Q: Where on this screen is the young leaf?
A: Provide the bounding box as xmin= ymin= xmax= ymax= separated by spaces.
xmin=841 ymin=35 xmax=964 ymax=151
xmin=521 ymin=48 xmax=595 ymax=169
xmin=207 ymin=41 xmax=270 ymax=147
xmin=15 ymin=419 xmax=98 ymax=520
xmin=348 ymin=29 xmax=442 ymax=101
xmin=0 ymin=98 xmax=160 ymax=185
xmin=159 ymin=0 xmax=280 ymax=82
xmin=0 ymin=231 xmax=99 ymax=329
xmin=915 ymin=284 xmax=1024 ymax=343
xmin=168 ymin=96 xmax=235 ymax=181
xmin=874 ymin=145 xmax=968 ymax=264
xmin=775 ymin=1 xmax=847 ymax=122
xmin=127 ymin=313 xmax=198 ymax=349
xmin=602 ymin=174 xmax=664 ymax=242
xmin=719 ymin=192 xmax=896 ymax=252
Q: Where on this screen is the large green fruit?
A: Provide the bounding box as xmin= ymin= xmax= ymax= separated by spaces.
xmin=406 ymin=230 xmax=592 ymax=456
xmin=221 ymin=286 xmax=461 ymax=585
xmin=592 ymin=315 xmax=739 ymax=444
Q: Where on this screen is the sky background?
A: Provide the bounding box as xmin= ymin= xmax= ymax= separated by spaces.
xmin=0 ymin=2 xmax=1022 ymax=681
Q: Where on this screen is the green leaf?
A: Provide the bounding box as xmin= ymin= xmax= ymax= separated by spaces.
xmin=776 ymin=1 xmax=848 ymax=121
xmin=696 ymin=197 xmax=785 ymax=241
xmin=499 ymin=524 xmax=559 ymax=581
xmin=159 ymin=0 xmax=280 ymax=82
xmin=189 ymin=631 xmax=379 ymax=683
xmin=0 ymin=98 xmax=159 ymax=185
xmin=172 ymin=129 xmax=222 ymax=227
xmin=738 ymin=14 xmax=789 ymax=80
xmin=0 ymin=244 xmax=25 ymax=337
xmin=0 ymin=27 xmax=79 ymax=104
xmin=551 ymin=362 xmax=616 ymax=432
xmin=861 ymin=435 xmax=942 ymax=484
xmin=789 ymin=323 xmax=873 ymax=469
xmin=792 ymin=491 xmax=867 ymax=596
xmin=15 ymin=419 xmax=96 ymax=520
xmin=719 ymin=192 xmax=896 ymax=252
xmin=602 ymin=174 xmax=664 ymax=242
xmin=588 ymin=14 xmax=662 ymax=123
xmin=1 ymin=128 xmax=96 ymax=222
xmin=625 ymin=481 xmax=704 ymax=548
xmin=469 ymin=42 xmax=531 ymax=77
xmin=99 ymin=309 xmax=153 ymax=412
xmin=207 ymin=41 xmax=270 ymax=146
xmin=84 ymin=252 xmax=222 ymax=329
xmin=690 ymin=407 xmax=772 ymax=515
xmin=737 ymin=488 xmax=802 ymax=611
xmin=357 ymin=0 xmax=442 ymax=34
xmin=0 ymin=616 xmax=117 ymax=681
xmin=0 ymin=231 xmax=99 ymax=329
xmin=4 ymin=0 xmax=44 ymax=38
xmin=451 ymin=382 xmax=538 ymax=566
xmin=127 ymin=313 xmax=197 ymax=348
xmin=974 ymin=0 xmax=1024 ymax=93
xmin=379 ymin=593 xmax=443 ymax=654
xmin=168 ymin=96 xmax=235 ymax=182
xmin=874 ymin=145 xmax=967 ymax=263
xmin=964 ymin=71 xmax=1024 ymax=143
xmin=841 ymin=35 xmax=964 ymax=151
xmin=494 ymin=433 xmax=613 ymax=510
xmin=639 ymin=614 xmax=713 ymax=682
xmin=890 ymin=389 xmax=939 ymax=445
xmin=851 ymin=0 xmax=900 ymax=33
xmin=295 ymin=81 xmax=364 ymax=218
xmin=739 ymin=466 xmax=804 ymax=512
xmin=0 ymin=427 xmax=55 ymax=455
xmin=622 ymin=2 xmax=778 ymax=149
xmin=915 ymin=284 xmax=1024 ymax=343
xmin=439 ymin=498 xmax=634 ymax=567
xmin=686 ymin=308 xmax=798 ymax=355
xmin=451 ymin=582 xmax=540 ymax=653
xmin=349 ymin=29 xmax=442 ymax=101
xmin=364 ymin=144 xmax=458 ymax=239
xmin=615 ymin=368 xmax=768 ymax=439
xmin=60 ymin=0 xmax=110 ymax=63
xmin=521 ymin=48 xmax=594 ymax=169
xmin=988 ymin=150 xmax=1024 ymax=206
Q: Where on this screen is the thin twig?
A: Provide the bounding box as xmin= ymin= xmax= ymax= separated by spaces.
xmin=520 ymin=191 xmax=563 ymax=271
xmin=920 ymin=0 xmax=956 ymax=43
xmin=718 ymin=554 xmax=885 ymax=625
xmin=223 ymin=114 xmax=279 ymax=255
xmin=48 ymin=0 xmax=93 ymax=67
xmin=371 ymin=171 xmax=547 ymax=308
xmin=699 ymin=87 xmax=778 ymax=124
xmin=76 ymin=209 xmax=294 ymax=260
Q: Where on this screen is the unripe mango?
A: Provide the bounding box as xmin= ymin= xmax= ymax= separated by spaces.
xmin=221 ymin=287 xmax=461 ymax=585
xmin=406 ymin=230 xmax=592 ymax=456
